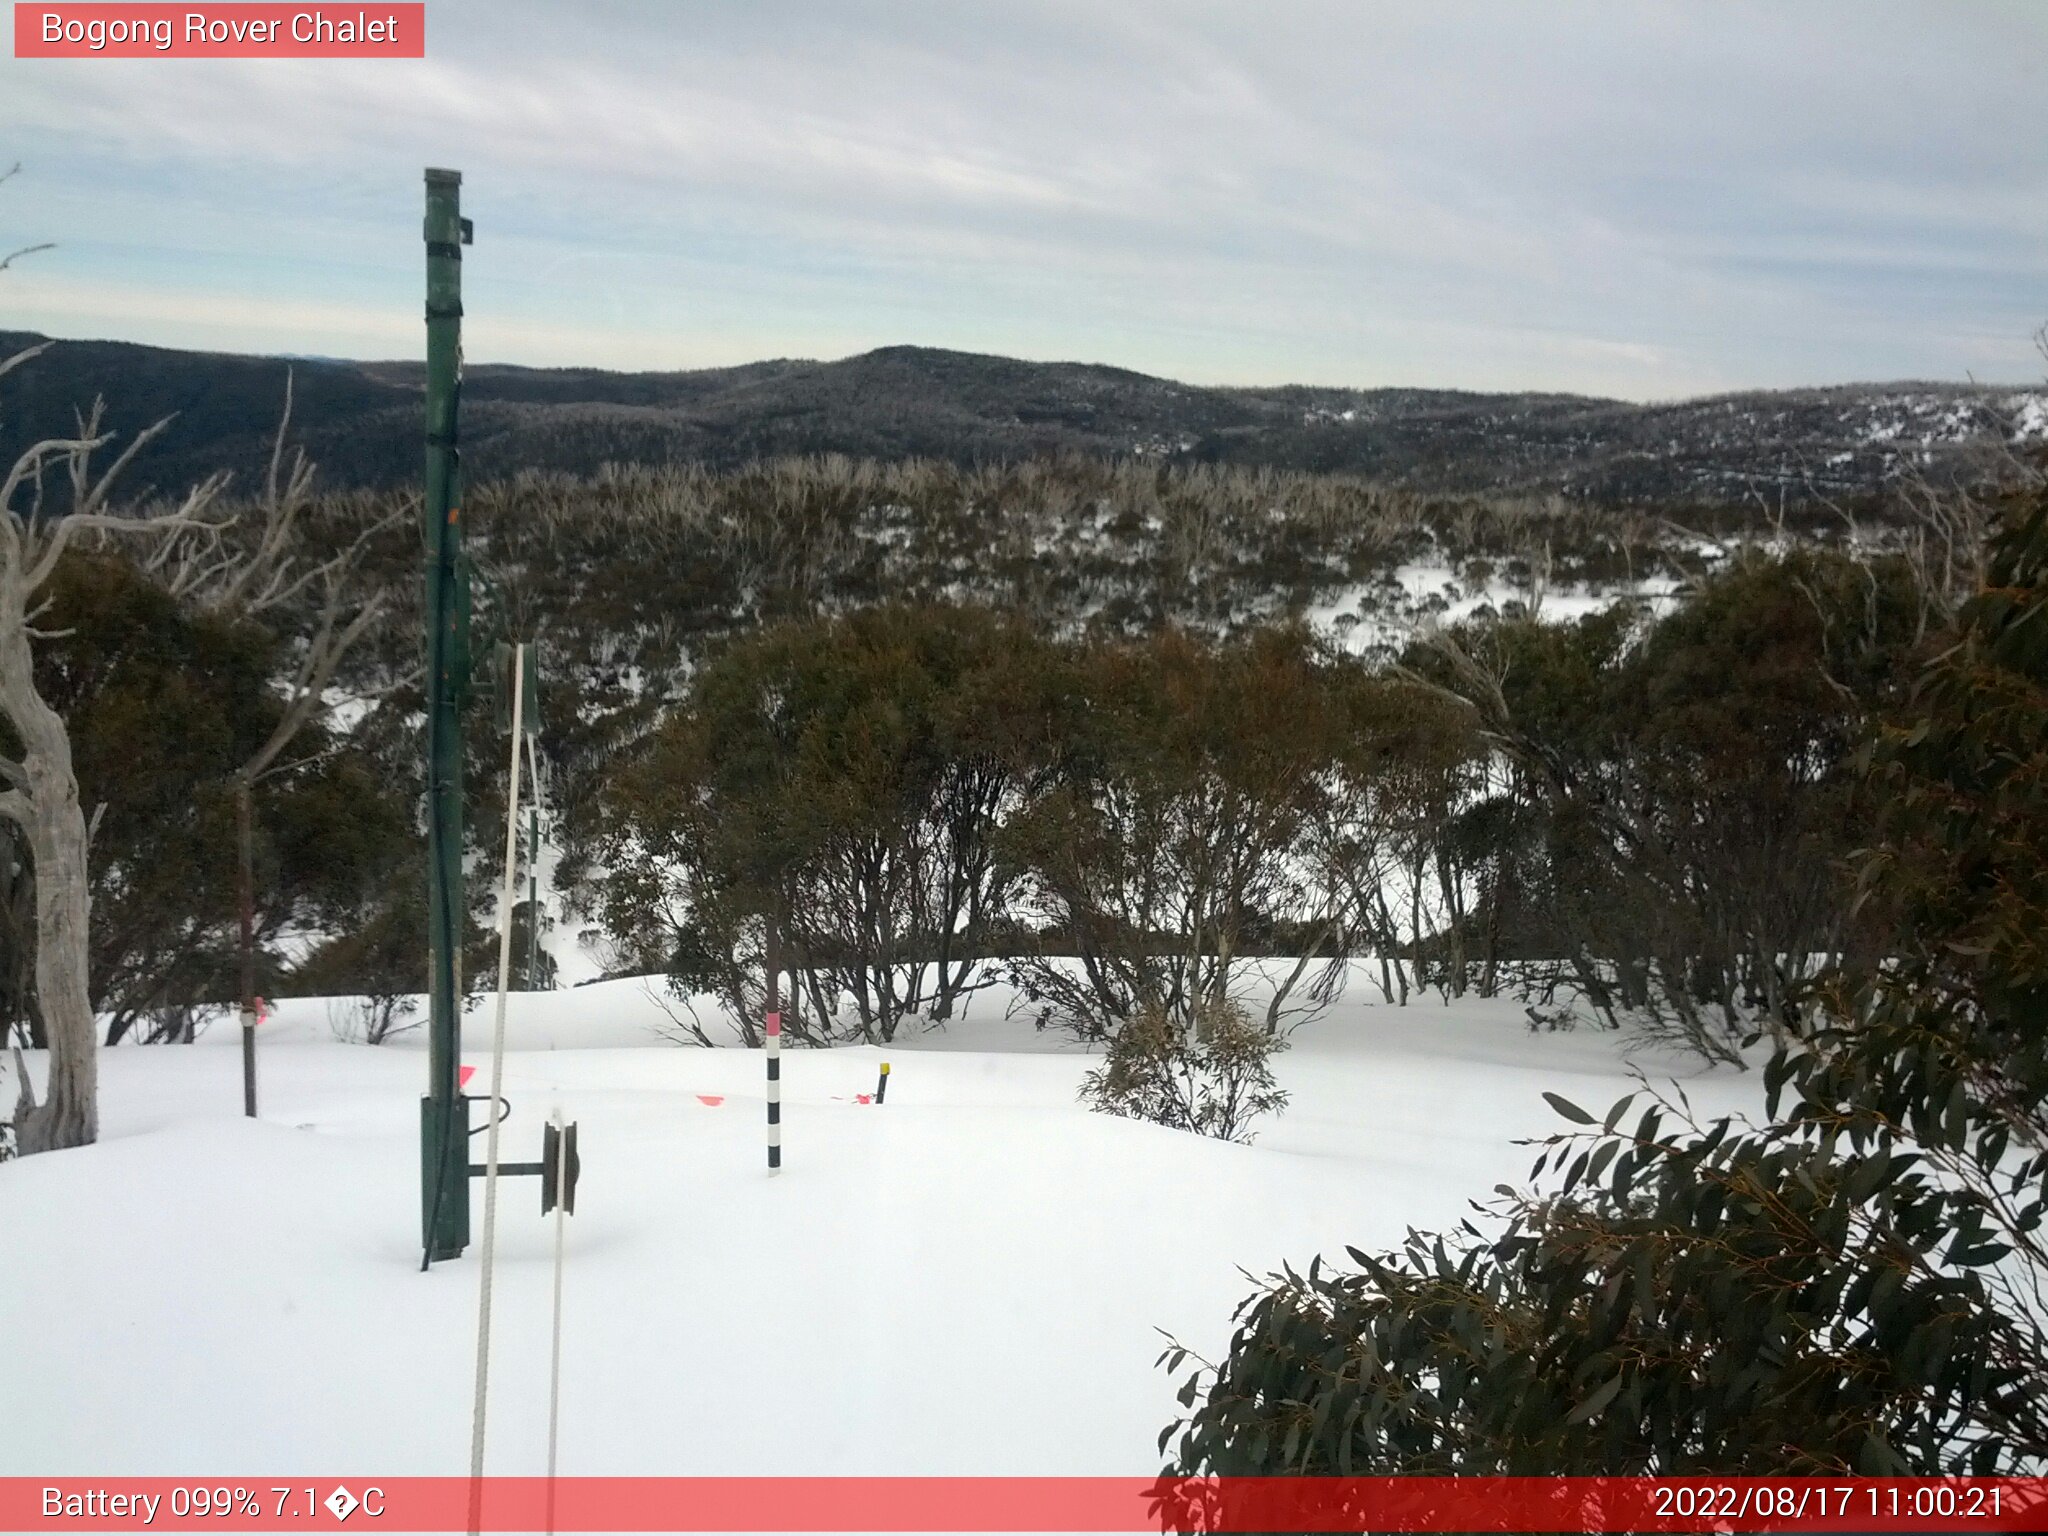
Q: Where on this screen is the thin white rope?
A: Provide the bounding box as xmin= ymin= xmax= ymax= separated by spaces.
xmin=544 ymin=1105 xmax=568 ymax=1536
xmin=468 ymin=644 xmax=526 ymax=1534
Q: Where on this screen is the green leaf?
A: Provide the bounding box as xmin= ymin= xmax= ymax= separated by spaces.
xmin=1543 ymin=1091 xmax=1596 ymax=1125
xmin=1846 ymin=1148 xmax=1892 ymax=1204
xmin=1951 ymin=1240 xmax=2014 ymax=1268
xmin=1567 ymin=1373 xmax=1623 ymax=1424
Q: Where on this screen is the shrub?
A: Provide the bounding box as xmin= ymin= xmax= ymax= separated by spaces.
xmin=1080 ymin=995 xmax=1288 ymax=1144
xmin=328 ymin=991 xmax=418 ymax=1046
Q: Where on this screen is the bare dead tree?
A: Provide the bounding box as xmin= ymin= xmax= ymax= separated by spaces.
xmin=3 ymin=342 xmax=229 ymax=1152
xmin=147 ymin=378 xmax=410 ymax=1088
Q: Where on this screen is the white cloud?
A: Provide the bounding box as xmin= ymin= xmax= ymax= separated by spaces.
xmin=2 ymin=0 xmax=2042 ymax=396
xmin=5 ymin=271 xmax=416 ymax=353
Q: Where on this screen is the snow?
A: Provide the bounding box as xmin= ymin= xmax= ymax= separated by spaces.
xmin=0 ymin=971 xmax=1759 ymax=1478
xmin=321 ymin=688 xmax=378 ymax=735
xmin=1305 ymin=563 xmax=1682 ymax=655
xmin=2009 ymin=392 xmax=2048 ymax=443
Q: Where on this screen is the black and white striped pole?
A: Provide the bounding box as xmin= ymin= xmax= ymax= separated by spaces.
xmin=765 ymin=1010 xmax=782 ymax=1174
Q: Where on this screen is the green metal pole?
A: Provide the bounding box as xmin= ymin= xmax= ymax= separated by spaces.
xmin=421 ymin=167 xmax=472 ymax=1264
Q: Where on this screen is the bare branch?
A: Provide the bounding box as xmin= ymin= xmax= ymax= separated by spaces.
xmin=239 ymin=585 xmax=388 ymax=782
xmin=0 ymin=340 xmax=54 ymax=382
xmin=1 ymin=434 xmax=115 ymax=526
xmin=70 ymin=412 xmax=180 ymax=518
xmin=185 ymin=373 xmax=336 ymax=618
xmin=0 ymin=163 xmax=54 ymax=273
xmin=264 ymin=369 xmax=295 ymax=512
xmin=23 ymin=473 xmax=230 ymax=593
xmin=0 ymin=242 xmax=53 ymax=274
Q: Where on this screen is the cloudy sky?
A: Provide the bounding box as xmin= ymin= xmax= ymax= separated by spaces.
xmin=2 ymin=0 xmax=2043 ymax=398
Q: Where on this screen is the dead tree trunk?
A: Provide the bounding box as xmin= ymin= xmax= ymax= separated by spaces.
xmin=2 ymin=342 xmax=223 ymax=1153
xmin=236 ymin=776 xmax=257 ymax=1116
xmin=5 ymin=668 xmax=98 ymax=1154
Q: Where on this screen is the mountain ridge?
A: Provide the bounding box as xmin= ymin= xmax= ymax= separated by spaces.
xmin=1 ymin=331 xmax=2038 ymax=508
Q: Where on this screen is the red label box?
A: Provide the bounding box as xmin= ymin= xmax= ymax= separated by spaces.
xmin=13 ymin=4 xmax=425 ymax=58
xmin=6 ymin=1477 xmax=2048 ymax=1532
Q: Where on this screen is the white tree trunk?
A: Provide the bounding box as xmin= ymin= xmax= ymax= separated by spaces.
xmin=0 ymin=338 xmax=252 ymax=1153
xmin=4 ymin=632 xmax=97 ymax=1154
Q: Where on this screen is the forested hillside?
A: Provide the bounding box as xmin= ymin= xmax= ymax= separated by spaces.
xmin=0 ymin=418 xmax=2022 ymax=1067
xmin=1 ymin=329 xmax=2038 ymax=507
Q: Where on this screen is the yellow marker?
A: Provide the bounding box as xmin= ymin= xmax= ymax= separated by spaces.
xmin=876 ymin=1061 xmax=891 ymax=1105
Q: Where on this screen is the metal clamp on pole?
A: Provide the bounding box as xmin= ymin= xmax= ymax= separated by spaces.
xmin=462 ymin=1118 xmax=578 ymax=1217
xmin=542 ymin=1119 xmax=580 ymax=1216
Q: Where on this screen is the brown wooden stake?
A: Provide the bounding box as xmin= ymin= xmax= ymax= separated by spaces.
xmin=237 ymin=776 xmax=257 ymax=1117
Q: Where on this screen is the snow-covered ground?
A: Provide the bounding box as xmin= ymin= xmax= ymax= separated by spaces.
xmin=1305 ymin=562 xmax=1684 ymax=654
xmin=0 ymin=973 xmax=1760 ymax=1478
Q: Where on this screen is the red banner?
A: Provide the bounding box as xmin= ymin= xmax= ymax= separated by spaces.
xmin=7 ymin=1477 xmax=2048 ymax=1532
xmin=13 ymin=4 xmax=425 ymax=58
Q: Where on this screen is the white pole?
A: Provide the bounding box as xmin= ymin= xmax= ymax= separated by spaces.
xmin=544 ymin=1104 xmax=567 ymax=1536
xmin=766 ymin=1009 xmax=781 ymax=1174
xmin=468 ymin=643 xmax=527 ymax=1533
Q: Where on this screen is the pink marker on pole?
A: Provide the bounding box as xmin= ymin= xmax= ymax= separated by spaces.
xmin=765 ymin=1010 xmax=782 ymax=1173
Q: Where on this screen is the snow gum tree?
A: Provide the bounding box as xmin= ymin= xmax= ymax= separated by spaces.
xmin=601 ymin=603 xmax=1051 ymax=1043
xmin=2 ymin=341 xmax=226 ymax=1152
xmin=1162 ymin=484 xmax=2048 ymax=1479
xmin=1397 ymin=548 xmax=1924 ymax=1056
xmin=0 ymin=527 xmax=422 ymax=1056
xmin=1003 ymin=624 xmax=1349 ymax=1042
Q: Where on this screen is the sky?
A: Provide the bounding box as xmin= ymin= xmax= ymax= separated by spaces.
xmin=2 ymin=0 xmax=2044 ymax=400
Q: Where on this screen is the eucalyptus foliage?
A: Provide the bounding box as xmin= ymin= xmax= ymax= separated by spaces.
xmin=1163 ymin=488 xmax=2048 ymax=1477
